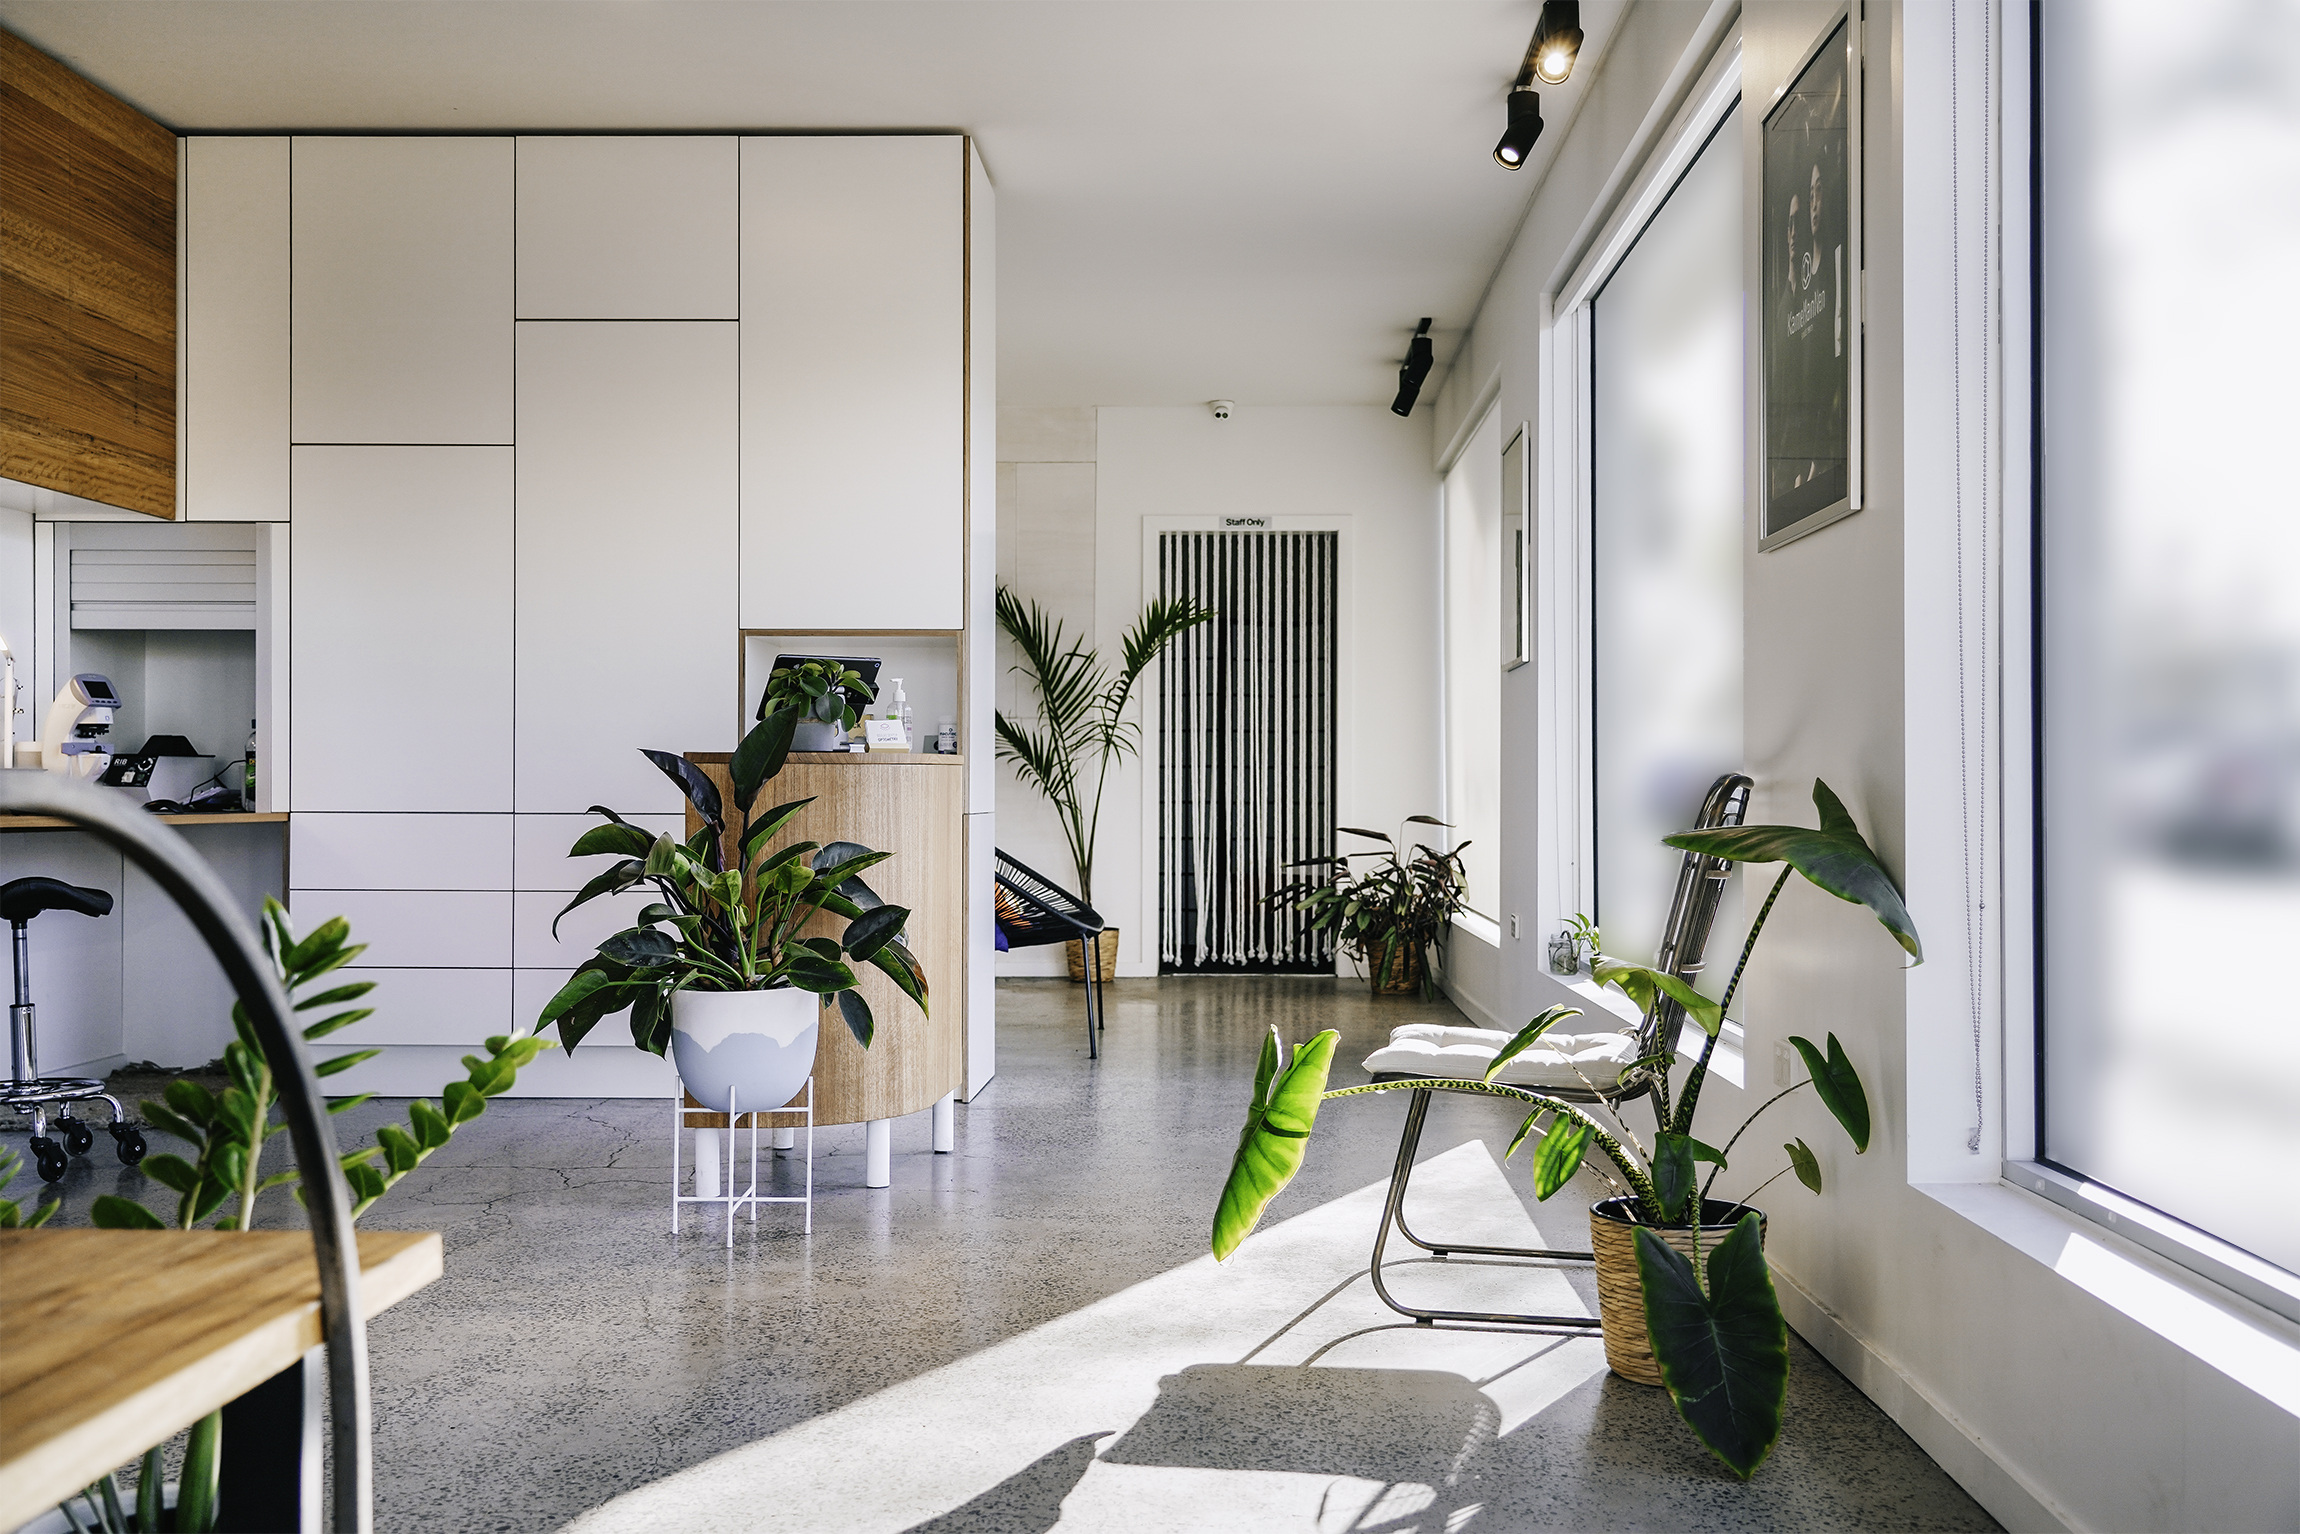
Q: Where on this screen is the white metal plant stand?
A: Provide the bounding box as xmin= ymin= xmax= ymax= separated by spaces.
xmin=673 ymin=1078 xmax=813 ymax=1247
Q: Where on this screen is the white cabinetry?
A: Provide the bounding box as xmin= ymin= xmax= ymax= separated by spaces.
xmin=513 ymin=322 xmax=737 ymax=814
xmin=290 ymin=446 xmax=513 ymax=811
xmin=739 ymin=137 xmax=965 ymax=630
xmin=515 ymin=137 xmax=737 ymax=319
xmin=182 ymin=136 xmax=289 ymax=521
xmin=291 ymin=138 xmax=513 ymax=445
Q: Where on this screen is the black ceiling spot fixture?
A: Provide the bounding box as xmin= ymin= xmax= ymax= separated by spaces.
xmin=1494 ymin=1 xmax=1580 ymax=169
xmin=1392 ymin=319 xmax=1435 ymax=417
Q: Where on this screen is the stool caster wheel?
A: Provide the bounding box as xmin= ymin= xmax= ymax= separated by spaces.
xmin=58 ymin=1116 xmax=95 ymax=1157
xmin=30 ymin=1136 xmax=68 ymax=1183
xmin=110 ymin=1122 xmax=147 ymax=1166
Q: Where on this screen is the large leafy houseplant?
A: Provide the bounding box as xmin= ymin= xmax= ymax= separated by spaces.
xmin=993 ymin=584 xmax=1213 ymax=906
xmin=1211 ymin=780 xmax=1921 ymax=1481
xmin=537 ymin=708 xmax=927 ymax=1054
xmin=78 ymin=901 xmax=549 ymax=1533
xmin=1267 ymin=817 xmax=1469 ymax=999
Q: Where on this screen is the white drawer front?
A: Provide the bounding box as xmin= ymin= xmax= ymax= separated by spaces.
xmin=323 ymin=968 xmax=515 ymax=1047
xmin=291 ymin=889 xmax=511 ymax=969
xmin=292 ymin=813 xmax=512 ymax=891
xmin=513 ymin=812 xmax=685 ymax=892
xmin=514 ymin=887 xmax=652 ymax=970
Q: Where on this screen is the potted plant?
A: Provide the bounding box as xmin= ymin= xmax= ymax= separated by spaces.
xmin=535 ymin=709 xmax=928 ymax=1107
xmin=993 ymin=584 xmax=1213 ymax=982
xmin=1212 ymin=780 xmax=1921 ymax=1481
xmin=762 ymin=658 xmax=875 ymax=753
xmin=1268 ymin=817 xmax=1470 ymax=998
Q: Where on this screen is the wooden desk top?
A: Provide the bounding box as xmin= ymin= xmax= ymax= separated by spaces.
xmin=0 ymin=811 xmax=289 ymax=830
xmin=0 ymin=1229 xmax=441 ymax=1517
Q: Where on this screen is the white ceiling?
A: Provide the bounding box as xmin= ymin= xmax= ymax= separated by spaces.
xmin=0 ymin=0 xmax=1617 ymax=408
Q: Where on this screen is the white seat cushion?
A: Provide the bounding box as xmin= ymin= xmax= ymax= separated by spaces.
xmin=1361 ymin=1022 xmax=1642 ymax=1091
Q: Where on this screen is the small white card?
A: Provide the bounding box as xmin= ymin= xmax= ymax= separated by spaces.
xmin=864 ymin=719 xmax=910 ymax=752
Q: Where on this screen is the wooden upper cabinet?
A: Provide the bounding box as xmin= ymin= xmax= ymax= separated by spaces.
xmin=0 ymin=30 xmax=178 ymax=519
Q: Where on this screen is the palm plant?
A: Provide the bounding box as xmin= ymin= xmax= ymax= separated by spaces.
xmin=993 ymin=584 xmax=1213 ymax=904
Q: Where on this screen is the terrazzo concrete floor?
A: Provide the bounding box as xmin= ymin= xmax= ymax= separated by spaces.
xmin=30 ymin=976 xmax=1999 ymax=1533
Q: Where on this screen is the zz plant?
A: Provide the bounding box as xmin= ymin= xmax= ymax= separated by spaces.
xmin=1212 ymin=780 xmax=1922 ymax=1481
xmin=537 ymin=708 xmax=927 ymax=1054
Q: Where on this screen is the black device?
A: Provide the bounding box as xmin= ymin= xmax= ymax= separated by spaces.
xmin=1391 ymin=319 xmax=1435 ymax=416
xmin=756 ymin=654 xmax=882 ymax=720
xmin=98 ymin=753 xmax=156 ymax=788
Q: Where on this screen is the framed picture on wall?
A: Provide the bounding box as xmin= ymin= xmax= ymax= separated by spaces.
xmin=1759 ymin=5 xmax=1862 ymax=551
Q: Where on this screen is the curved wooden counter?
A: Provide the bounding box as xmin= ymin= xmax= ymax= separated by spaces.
xmin=684 ymin=751 xmax=965 ymax=1127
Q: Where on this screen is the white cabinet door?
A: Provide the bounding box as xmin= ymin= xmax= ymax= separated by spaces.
xmin=514 ymin=323 xmax=737 ymax=815
xmin=740 ymin=137 xmax=965 ymax=630
xmin=512 ymin=887 xmax=653 ymax=970
xmin=288 ymin=889 xmax=511 ymax=969
xmin=516 ymin=138 xmax=737 ymax=320
xmin=514 ymin=812 xmax=685 ymax=891
xmin=291 ymin=813 xmax=513 ymax=891
xmin=291 ymin=138 xmax=513 ymax=445
xmin=326 ymin=968 xmax=514 ymax=1047
xmin=183 ymin=137 xmax=290 ymax=522
xmin=291 ymin=447 xmax=513 ymax=811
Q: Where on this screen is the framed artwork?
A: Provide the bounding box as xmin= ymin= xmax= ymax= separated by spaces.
xmin=1759 ymin=6 xmax=1862 ymax=551
xmin=1502 ymin=424 xmax=1531 ymax=669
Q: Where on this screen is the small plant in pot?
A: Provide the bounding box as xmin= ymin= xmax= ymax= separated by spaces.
xmin=1212 ymin=781 xmax=1920 ymax=1480
xmin=537 ymin=709 xmax=928 ymax=1113
xmin=762 ymin=658 xmax=875 ymax=753
xmin=1268 ymin=817 xmax=1470 ymax=999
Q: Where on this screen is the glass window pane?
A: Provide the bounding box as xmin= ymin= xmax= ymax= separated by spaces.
xmin=1445 ymin=408 xmax=1502 ymax=917
xmin=1591 ymin=110 xmax=1746 ymax=993
xmin=2041 ymin=0 xmax=2300 ymax=1273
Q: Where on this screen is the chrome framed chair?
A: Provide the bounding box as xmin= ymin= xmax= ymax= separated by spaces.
xmin=1359 ymin=772 xmax=1752 ymax=1330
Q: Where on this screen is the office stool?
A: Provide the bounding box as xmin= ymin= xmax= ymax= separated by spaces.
xmin=3 ymin=876 xmax=145 ymax=1181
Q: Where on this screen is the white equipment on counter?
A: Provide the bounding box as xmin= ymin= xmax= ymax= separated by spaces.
xmin=38 ymin=674 xmax=121 ymax=781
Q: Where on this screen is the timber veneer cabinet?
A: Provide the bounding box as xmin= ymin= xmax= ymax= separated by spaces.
xmin=0 ymin=30 xmax=176 ymax=519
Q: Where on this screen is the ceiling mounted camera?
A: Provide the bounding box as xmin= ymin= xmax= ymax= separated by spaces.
xmin=1209 ymin=400 xmax=1234 ymax=421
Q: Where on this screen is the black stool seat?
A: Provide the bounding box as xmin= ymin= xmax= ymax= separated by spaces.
xmin=0 ymin=876 xmax=113 ymax=924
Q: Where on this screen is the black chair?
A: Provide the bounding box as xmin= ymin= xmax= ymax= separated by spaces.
xmin=3 ymin=874 xmax=146 ymax=1181
xmin=993 ymin=850 xmax=1108 ymax=1059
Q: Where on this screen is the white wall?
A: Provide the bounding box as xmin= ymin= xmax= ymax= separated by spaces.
xmin=1428 ymin=1 xmax=2300 ymax=1528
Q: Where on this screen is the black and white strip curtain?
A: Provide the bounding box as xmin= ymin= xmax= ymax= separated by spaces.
xmin=1158 ymin=531 xmax=1339 ymax=973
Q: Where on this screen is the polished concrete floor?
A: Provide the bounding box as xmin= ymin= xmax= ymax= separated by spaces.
xmin=33 ymin=977 xmax=1998 ymax=1532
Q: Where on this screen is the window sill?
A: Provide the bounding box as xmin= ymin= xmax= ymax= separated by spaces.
xmin=1449 ymin=910 xmax=1502 ymax=948
xmin=1533 ymin=971 xmax=1745 ymax=1088
xmin=1917 ymin=1177 xmax=2300 ymax=1416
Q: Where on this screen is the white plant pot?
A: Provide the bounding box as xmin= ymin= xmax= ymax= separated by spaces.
xmin=671 ymin=988 xmax=819 ymax=1115
xmin=792 ymin=718 xmax=848 ymax=752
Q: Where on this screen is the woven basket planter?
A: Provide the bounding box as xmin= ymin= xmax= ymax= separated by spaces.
xmin=1368 ymin=935 xmax=1425 ymax=996
xmin=1066 ymin=927 xmax=1119 ymax=983
xmin=1589 ymin=1195 xmax=1768 ymax=1386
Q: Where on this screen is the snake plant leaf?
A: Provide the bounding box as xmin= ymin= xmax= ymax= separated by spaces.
xmin=730 ymin=708 xmax=797 ymax=812
xmin=1635 ymin=1214 xmax=1789 ymax=1480
xmin=1531 ymin=1114 xmax=1594 ymax=1200
xmin=1483 ymin=1003 xmax=1582 ymax=1084
xmin=1591 ymin=957 xmax=1725 ymax=1037
xmin=1212 ymin=1028 xmax=1340 ymax=1261
xmin=837 ymin=989 xmax=874 ymax=1047
xmin=1788 ymin=1033 xmax=1870 ymax=1153
xmin=1664 ymin=779 xmax=1922 ymax=962
xmin=1786 ymin=1138 xmax=1823 ymax=1193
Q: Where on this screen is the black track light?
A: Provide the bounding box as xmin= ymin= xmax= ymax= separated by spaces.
xmin=1530 ymin=0 xmax=1583 ymax=86
xmin=1493 ymin=87 xmax=1544 ymax=169
xmin=1392 ymin=319 xmax=1435 ymax=417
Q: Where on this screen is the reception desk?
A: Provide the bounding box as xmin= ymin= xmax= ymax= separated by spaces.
xmin=683 ymin=752 xmax=966 ymax=1163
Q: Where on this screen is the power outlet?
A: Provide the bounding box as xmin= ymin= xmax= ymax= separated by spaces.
xmin=1509 ymin=913 xmax=1520 ymax=939
xmin=1773 ymin=1040 xmax=1795 ymax=1089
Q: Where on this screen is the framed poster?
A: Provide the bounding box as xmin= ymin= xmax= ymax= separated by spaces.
xmin=1759 ymin=7 xmax=1862 ymax=550
xmin=1502 ymin=423 xmax=1531 ymax=669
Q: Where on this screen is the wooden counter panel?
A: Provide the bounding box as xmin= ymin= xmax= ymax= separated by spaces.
xmin=687 ymin=753 xmax=964 ymax=1125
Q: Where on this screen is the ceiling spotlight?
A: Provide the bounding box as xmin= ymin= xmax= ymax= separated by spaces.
xmin=1493 ymin=87 xmax=1543 ymax=169
xmin=1392 ymin=319 xmax=1434 ymax=417
xmin=1530 ymin=0 xmax=1583 ymax=86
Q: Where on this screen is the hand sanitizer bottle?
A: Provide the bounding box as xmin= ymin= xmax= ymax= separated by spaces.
xmin=892 ymin=679 xmax=913 ymax=749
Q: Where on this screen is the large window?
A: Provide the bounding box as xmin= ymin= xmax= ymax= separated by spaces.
xmin=1443 ymin=408 xmax=1502 ymax=918
xmin=1588 ymin=106 xmax=1746 ymax=993
xmin=2039 ymin=0 xmax=2300 ymax=1274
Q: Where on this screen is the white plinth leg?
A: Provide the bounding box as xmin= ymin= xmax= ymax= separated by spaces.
xmin=865 ymin=1118 xmax=892 ymax=1187
xmin=772 ymin=1126 xmax=796 ymax=1152
xmin=932 ymin=1091 xmax=955 ymax=1154
xmin=694 ymin=1128 xmax=721 ymax=1199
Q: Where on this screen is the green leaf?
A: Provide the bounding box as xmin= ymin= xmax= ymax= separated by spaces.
xmin=326 ymin=1092 xmax=376 ymax=1116
xmin=599 ymin=926 xmax=680 ymax=967
xmin=141 ymin=1103 xmax=208 ymax=1147
xmin=140 ymin=1152 xmax=202 ymax=1196
xmin=865 ymin=939 xmax=929 ymax=1018
xmin=375 ymin=1124 xmax=421 ymax=1176
xmin=1211 ymin=1028 xmax=1340 ymax=1261
xmin=1635 ymin=1215 xmax=1789 ymax=1479
xmin=442 ymin=1080 xmax=485 ymax=1124
xmin=90 ymin=1194 xmax=167 ymax=1230
xmin=1483 ymin=1003 xmax=1580 ymax=1084
xmin=840 ymin=903 xmax=910 ymax=964
xmin=315 ymin=1048 xmax=379 ymax=1078
xmin=837 ymin=989 xmax=874 ymax=1047
xmin=257 ymin=1169 xmax=302 ymax=1192
xmin=785 ymin=958 xmax=858 ymax=994
xmin=300 ymin=1006 xmax=375 ymax=1041
xmin=730 ymin=709 xmax=797 ymax=812
xmin=1531 ymin=1114 xmax=1594 ymax=1200
xmin=1665 ymin=779 xmax=1923 ymax=962
xmin=282 ymin=914 xmax=352 ymax=975
xmin=345 ymin=1161 xmax=387 ymax=1203
xmin=1652 ymin=1132 xmax=1700 ymax=1223
xmin=1786 ymin=1138 xmax=1823 ymax=1194
xmin=1788 ymin=1033 xmax=1870 ymax=1153
xmin=570 ymin=822 xmax=656 ymax=860
xmin=294 ymin=980 xmax=377 ymax=1012
xmin=739 ymin=796 xmax=817 ymax=863
xmin=640 ymin=748 xmax=725 ymax=842
xmin=409 ymin=1099 xmax=452 ymax=1150
xmin=550 ymin=858 xmax=645 ymax=940
xmin=1591 ymin=957 xmax=1724 ymax=1037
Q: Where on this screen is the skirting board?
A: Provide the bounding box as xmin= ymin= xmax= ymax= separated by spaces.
xmin=1772 ymin=1263 xmax=2073 ymax=1532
